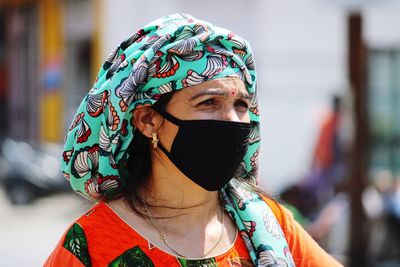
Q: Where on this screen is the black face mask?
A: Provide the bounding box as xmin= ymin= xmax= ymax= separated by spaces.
xmin=152 ymin=105 xmax=251 ymax=191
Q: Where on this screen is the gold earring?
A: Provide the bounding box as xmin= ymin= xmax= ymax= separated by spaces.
xmin=151 ymin=133 xmax=159 ymax=149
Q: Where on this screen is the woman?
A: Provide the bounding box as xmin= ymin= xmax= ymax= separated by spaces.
xmin=45 ymin=14 xmax=342 ymax=266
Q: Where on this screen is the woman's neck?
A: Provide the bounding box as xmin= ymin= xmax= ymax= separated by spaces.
xmin=141 ymin=152 xmax=221 ymax=224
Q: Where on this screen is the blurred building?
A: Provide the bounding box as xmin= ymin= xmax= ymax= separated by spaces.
xmin=368 ymin=49 xmax=400 ymax=177
xmin=1 ymin=0 xmax=400 ymax=264
xmin=0 ymin=0 xmax=97 ymax=143
xmin=1 ymin=0 xmax=400 ymax=190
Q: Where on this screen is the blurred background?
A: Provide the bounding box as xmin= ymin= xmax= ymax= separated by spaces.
xmin=1 ymin=0 xmax=400 ymax=266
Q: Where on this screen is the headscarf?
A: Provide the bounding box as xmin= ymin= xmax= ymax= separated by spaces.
xmin=62 ymin=13 xmax=258 ymax=200
xmin=62 ymin=13 xmax=294 ymax=266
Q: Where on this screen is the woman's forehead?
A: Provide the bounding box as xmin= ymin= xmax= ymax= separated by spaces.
xmin=175 ymin=78 xmax=248 ymax=99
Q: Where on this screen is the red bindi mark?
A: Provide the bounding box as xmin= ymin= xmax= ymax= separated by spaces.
xmin=230 ymin=88 xmax=238 ymax=96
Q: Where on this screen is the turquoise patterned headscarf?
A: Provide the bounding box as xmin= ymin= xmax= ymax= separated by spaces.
xmin=62 ymin=13 xmax=258 ymax=200
xmin=62 ymin=13 xmax=294 ymax=266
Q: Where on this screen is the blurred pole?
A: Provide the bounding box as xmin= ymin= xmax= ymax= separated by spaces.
xmin=39 ymin=0 xmax=64 ymax=142
xmin=91 ymin=0 xmax=102 ymax=80
xmin=348 ymin=12 xmax=368 ymax=266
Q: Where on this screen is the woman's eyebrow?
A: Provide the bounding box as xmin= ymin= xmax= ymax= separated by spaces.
xmin=190 ymin=88 xmax=251 ymax=100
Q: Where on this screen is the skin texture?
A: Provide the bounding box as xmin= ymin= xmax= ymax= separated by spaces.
xmin=108 ymin=77 xmax=251 ymax=258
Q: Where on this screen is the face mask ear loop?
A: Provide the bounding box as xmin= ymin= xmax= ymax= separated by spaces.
xmin=151 ymin=104 xmax=181 ymax=161
xmin=156 ymin=140 xmax=175 ymax=161
xmin=151 ymin=105 xmax=183 ymax=126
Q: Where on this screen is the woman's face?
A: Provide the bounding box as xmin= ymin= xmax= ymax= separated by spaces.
xmin=166 ymin=77 xmax=251 ymax=122
xmin=158 ymin=77 xmax=251 ymax=150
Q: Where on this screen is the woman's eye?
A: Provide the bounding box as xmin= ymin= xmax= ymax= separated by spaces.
xmin=198 ymin=99 xmax=215 ymax=106
xmin=234 ymin=99 xmax=250 ymax=110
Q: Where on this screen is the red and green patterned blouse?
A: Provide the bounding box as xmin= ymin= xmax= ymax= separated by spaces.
xmin=45 ymin=198 xmax=343 ymax=266
xmin=45 ymin=202 xmax=253 ymax=267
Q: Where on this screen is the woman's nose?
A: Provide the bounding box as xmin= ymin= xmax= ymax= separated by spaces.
xmin=219 ymin=107 xmax=241 ymax=122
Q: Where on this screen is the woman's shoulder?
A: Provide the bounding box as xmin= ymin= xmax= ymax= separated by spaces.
xmin=259 ymin=194 xmax=291 ymax=231
xmin=59 ymin=202 xmax=120 ymax=246
xmin=259 ymin=194 xmax=343 ymax=266
xmin=45 ymin=202 xmax=150 ymax=266
xmin=258 ymin=194 xmax=312 ymax=243
xmin=44 ymin=203 xmax=106 ymax=267
xmin=74 ymin=201 xmax=117 ymax=229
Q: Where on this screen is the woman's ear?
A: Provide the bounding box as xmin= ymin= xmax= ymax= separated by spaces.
xmin=132 ymin=106 xmax=163 ymax=138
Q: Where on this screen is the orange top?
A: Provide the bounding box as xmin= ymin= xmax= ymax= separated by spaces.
xmin=45 ymin=197 xmax=342 ymax=267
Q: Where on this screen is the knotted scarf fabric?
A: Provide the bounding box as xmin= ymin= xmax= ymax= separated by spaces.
xmin=62 ymin=13 xmax=294 ymax=266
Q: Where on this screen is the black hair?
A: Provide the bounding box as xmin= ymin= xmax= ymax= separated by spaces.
xmin=116 ymin=92 xmax=174 ymax=217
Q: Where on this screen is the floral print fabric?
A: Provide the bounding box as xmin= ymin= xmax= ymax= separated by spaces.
xmin=222 ymin=181 xmax=295 ymax=266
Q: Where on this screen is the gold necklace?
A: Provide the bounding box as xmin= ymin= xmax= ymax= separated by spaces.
xmin=143 ymin=203 xmax=225 ymax=258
